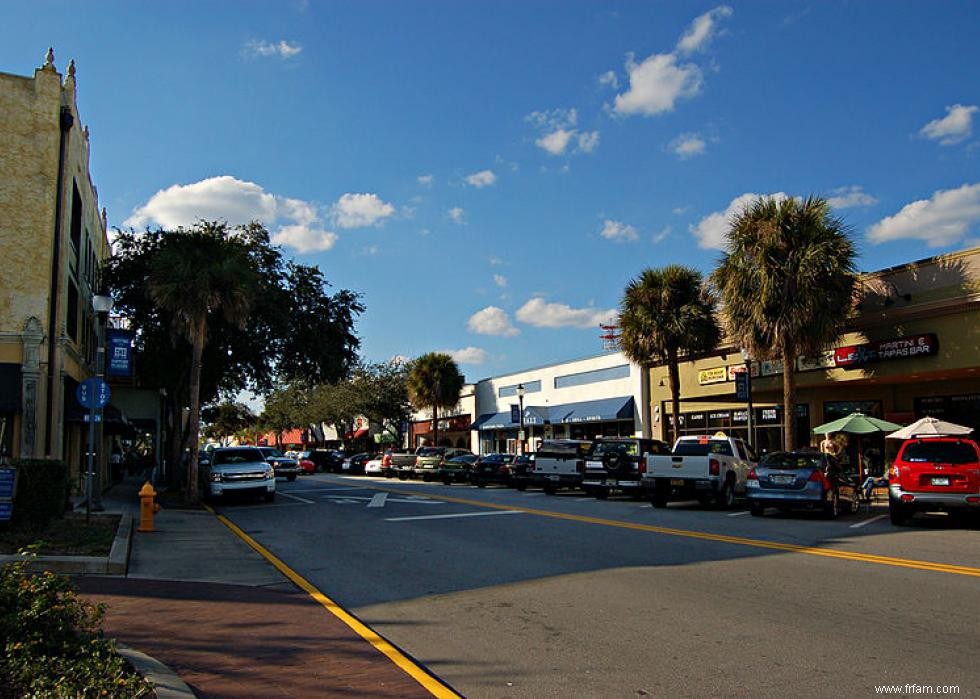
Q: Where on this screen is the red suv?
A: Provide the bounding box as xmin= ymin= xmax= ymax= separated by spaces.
xmin=888 ymin=437 xmax=980 ymax=525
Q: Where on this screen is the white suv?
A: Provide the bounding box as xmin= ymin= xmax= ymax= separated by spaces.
xmin=203 ymin=447 xmax=276 ymax=502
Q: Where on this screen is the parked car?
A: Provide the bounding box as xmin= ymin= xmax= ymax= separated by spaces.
xmin=391 ymin=449 xmax=422 ymax=479
xmin=306 ymin=449 xmax=345 ymax=473
xmin=527 ymin=439 xmax=594 ymax=493
xmin=746 ymin=451 xmax=859 ymax=518
xmin=583 ymin=437 xmax=671 ymax=499
xmin=645 ymin=434 xmax=756 ymax=508
xmin=888 ymin=436 xmax=980 ymax=526
xmin=257 ymin=446 xmax=302 ymax=482
xmin=201 ymin=446 xmax=276 ymax=502
xmin=439 ymin=453 xmax=478 ymax=484
xmin=363 ymin=454 xmax=384 ymax=476
xmin=469 ymin=453 xmax=527 ymax=488
xmin=342 ymin=452 xmax=373 ymax=475
xmin=295 ymin=451 xmax=316 ymax=474
xmin=414 ymin=447 xmax=471 ymax=481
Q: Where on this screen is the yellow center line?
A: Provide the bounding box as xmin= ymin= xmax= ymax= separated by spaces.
xmin=207 ymin=505 xmax=461 ymax=699
xmin=361 ymin=483 xmax=980 ymax=578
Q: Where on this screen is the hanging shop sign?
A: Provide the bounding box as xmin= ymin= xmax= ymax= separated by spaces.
xmin=106 ymin=329 xmax=134 ymax=377
xmin=797 ymin=350 xmax=836 ymax=372
xmin=834 ymin=333 xmax=939 ymax=369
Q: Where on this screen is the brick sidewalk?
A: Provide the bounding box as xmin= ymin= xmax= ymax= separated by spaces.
xmin=77 ymin=577 xmax=433 ymax=698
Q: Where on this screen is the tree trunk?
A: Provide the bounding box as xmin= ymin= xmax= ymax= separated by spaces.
xmin=782 ymin=343 xmax=797 ymax=451
xmin=432 ymin=405 xmax=439 ymax=447
xmin=185 ymin=317 xmax=206 ymax=503
xmin=668 ymin=347 xmax=681 ymax=444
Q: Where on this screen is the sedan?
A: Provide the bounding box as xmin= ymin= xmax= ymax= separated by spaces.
xmin=258 ymin=446 xmax=302 ymax=482
xmin=439 ymin=454 xmax=478 ymax=485
xmin=342 ymin=452 xmax=373 ymax=475
xmin=363 ymin=454 xmax=384 ymax=476
xmin=470 ymin=453 xmax=527 ymax=488
xmin=747 ymin=450 xmax=858 ymax=518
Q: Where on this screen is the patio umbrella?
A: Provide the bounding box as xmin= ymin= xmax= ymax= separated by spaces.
xmin=812 ymin=412 xmax=903 ymax=479
xmin=886 ymin=415 xmax=973 ymax=440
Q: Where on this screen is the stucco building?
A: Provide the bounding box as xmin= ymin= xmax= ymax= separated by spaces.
xmin=0 ymin=49 xmax=110 ymax=480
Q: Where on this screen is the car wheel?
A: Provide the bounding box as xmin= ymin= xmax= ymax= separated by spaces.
xmin=476 ymin=481 xmax=486 ymax=488
xmin=264 ymin=492 xmax=275 ymax=503
xmin=543 ymin=484 xmax=557 ymax=495
xmin=696 ymin=494 xmax=714 ymax=507
xmin=515 ymin=482 xmax=527 ymax=491
xmin=651 ymin=491 xmax=668 ymax=508
xmin=888 ymin=498 xmax=910 ymax=526
xmin=287 ymin=474 xmax=297 ymax=482
xmin=749 ymin=501 xmax=764 ymax=517
xmin=594 ymin=488 xmax=609 ymax=500
xmin=823 ymin=490 xmax=841 ymax=519
xmin=716 ymin=477 xmax=735 ymax=509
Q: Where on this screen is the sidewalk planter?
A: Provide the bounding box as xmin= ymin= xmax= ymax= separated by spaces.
xmin=0 ymin=513 xmax=132 ymax=575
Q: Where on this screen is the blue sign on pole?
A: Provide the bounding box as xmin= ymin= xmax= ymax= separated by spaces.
xmin=0 ymin=467 xmax=16 ymax=522
xmin=510 ymin=404 xmax=520 ymax=424
xmin=77 ymin=377 xmax=110 ymax=409
xmin=106 ymin=330 xmax=133 ymax=377
xmin=735 ymin=371 xmax=749 ymax=401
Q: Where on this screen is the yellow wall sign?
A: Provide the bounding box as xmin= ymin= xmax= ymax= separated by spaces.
xmin=698 ymin=367 xmax=728 ymax=385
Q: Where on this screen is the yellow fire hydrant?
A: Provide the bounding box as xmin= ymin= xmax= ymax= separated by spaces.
xmin=137 ymin=481 xmax=159 ymax=533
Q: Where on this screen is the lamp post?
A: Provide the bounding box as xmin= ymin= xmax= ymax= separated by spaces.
xmin=740 ymin=348 xmax=754 ymax=450
xmin=86 ymin=295 xmax=113 ymax=515
xmin=516 ymin=383 xmax=525 ymax=455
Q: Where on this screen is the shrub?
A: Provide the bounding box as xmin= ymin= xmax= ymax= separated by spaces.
xmin=0 ymin=548 xmax=153 ymax=697
xmin=9 ymin=459 xmax=70 ymax=530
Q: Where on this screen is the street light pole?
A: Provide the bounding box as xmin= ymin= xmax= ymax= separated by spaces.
xmin=516 ymin=383 xmax=525 ymax=455
xmin=741 ymin=349 xmax=754 ymax=450
xmin=89 ymin=295 xmax=113 ymax=513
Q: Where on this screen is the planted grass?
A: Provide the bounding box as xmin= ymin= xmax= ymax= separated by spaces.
xmin=0 ymin=513 xmax=119 ymax=556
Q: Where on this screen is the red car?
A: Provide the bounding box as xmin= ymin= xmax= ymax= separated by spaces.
xmin=296 ymin=451 xmax=316 ymax=474
xmin=888 ymin=436 xmax=980 ymax=525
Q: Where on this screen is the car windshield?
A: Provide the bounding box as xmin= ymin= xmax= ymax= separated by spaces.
xmin=537 ymin=441 xmax=592 ymax=458
xmin=901 ymin=441 xmax=978 ymax=464
xmin=259 ymin=447 xmax=283 ymax=458
xmin=418 ymin=447 xmax=444 ymax=456
xmin=672 ymin=439 xmax=734 ymax=456
xmin=213 ymin=448 xmax=264 ymax=465
xmin=760 ymin=453 xmax=823 ymax=470
xmin=591 ymin=441 xmax=639 ymax=457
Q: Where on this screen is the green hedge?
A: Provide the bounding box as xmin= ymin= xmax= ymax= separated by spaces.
xmin=9 ymin=459 xmax=70 ymax=530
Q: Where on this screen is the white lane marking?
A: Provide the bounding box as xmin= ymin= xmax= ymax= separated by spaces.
xmin=850 ymin=514 xmax=888 ymax=529
xmin=385 ymin=510 xmax=523 ymax=523
xmin=278 ymin=492 xmax=315 ymax=504
xmin=321 ymin=494 xmax=443 ymax=506
xmin=367 ymin=492 xmax=388 ymax=508
xmin=728 ymin=510 xmax=750 ymax=517
xmin=288 ymin=487 xmax=363 ymax=493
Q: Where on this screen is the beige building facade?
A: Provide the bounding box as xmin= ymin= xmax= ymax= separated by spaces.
xmin=0 ymin=49 xmax=110 ymax=480
xmin=649 ymin=246 xmax=980 ymax=470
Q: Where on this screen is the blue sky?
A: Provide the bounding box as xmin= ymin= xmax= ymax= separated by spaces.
xmin=4 ymin=1 xmax=979 ymax=384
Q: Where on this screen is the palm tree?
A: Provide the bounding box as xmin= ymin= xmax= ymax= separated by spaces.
xmin=712 ymin=195 xmax=856 ymax=450
xmin=619 ymin=266 xmax=720 ymax=442
xmin=148 ymin=222 xmax=258 ymax=501
xmin=406 ymin=353 xmax=465 ymax=448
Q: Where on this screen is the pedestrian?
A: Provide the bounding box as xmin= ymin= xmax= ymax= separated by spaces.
xmin=820 ymin=433 xmax=840 ymax=457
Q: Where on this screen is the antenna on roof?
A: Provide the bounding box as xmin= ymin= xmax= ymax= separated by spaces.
xmin=599 ymin=323 xmax=620 ymax=351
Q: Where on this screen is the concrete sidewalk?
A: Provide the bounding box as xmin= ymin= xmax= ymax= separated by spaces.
xmin=75 ymin=475 xmax=434 ymax=698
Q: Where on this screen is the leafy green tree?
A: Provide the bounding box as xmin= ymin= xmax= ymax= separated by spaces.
xmin=351 ymin=360 xmax=412 ymax=445
xmin=201 ymin=402 xmax=256 ymax=445
xmin=260 ymin=382 xmax=311 ymax=448
xmin=148 ymin=224 xmax=257 ymax=501
xmin=406 ymin=353 xmax=465 ymax=447
xmin=619 ymin=266 xmax=720 ymax=442
xmin=712 ymin=195 xmax=856 ymax=449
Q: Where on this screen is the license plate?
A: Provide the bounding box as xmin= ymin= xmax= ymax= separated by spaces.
xmin=770 ymin=475 xmax=794 ymax=484
xmin=671 ymin=479 xmax=685 ymax=486
xmin=931 ymin=477 xmax=950 ymax=486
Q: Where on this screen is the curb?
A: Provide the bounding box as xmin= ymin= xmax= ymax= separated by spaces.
xmin=117 ymin=644 xmax=196 ymax=698
xmin=0 ymin=513 xmax=133 ymax=575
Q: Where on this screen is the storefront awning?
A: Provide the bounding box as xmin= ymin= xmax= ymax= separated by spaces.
xmin=551 ymin=396 xmax=635 ymax=424
xmin=472 ymin=411 xmax=516 ymax=431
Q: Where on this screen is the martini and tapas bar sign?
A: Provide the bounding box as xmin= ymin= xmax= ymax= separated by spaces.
xmin=834 ymin=334 xmax=939 ymax=369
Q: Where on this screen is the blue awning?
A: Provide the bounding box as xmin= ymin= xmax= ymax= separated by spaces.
xmin=550 ymin=396 xmax=635 ymax=424
xmin=471 ymin=411 xmax=513 ymax=431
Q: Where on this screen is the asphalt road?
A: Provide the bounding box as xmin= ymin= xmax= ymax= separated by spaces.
xmin=215 ymin=474 xmax=980 ymax=698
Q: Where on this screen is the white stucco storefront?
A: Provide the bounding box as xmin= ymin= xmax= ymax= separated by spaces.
xmin=472 ymin=351 xmax=651 ymax=454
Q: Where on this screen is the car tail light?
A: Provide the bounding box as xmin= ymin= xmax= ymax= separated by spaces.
xmin=809 ymin=469 xmax=829 ymax=488
xmin=709 ymin=458 xmax=720 ymax=476
xmin=383 ymin=454 xmax=391 ymax=467
xmin=576 ymin=460 xmax=585 ymax=473
xmin=747 ymin=467 xmax=757 ymax=482
xmin=901 ymin=494 xmax=915 ymax=503
xmin=415 ymin=456 xmax=421 ymax=466
xmin=639 ymin=459 xmax=646 ymax=475
xmin=966 ymin=495 xmax=980 ymax=503
xmin=889 ymin=465 xmax=900 ymax=480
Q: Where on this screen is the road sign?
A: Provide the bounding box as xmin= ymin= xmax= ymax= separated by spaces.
xmin=735 ymin=371 xmax=749 ymax=401
xmin=510 ymin=404 xmax=520 ymax=423
xmin=0 ymin=467 xmax=16 ymax=522
xmin=77 ymin=377 xmax=110 ymax=409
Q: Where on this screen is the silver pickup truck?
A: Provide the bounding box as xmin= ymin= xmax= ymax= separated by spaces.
xmin=643 ymin=435 xmax=757 ymax=508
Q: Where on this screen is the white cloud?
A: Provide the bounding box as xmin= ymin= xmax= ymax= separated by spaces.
xmin=578 ymin=131 xmax=600 ymax=153
xmin=245 ymin=39 xmax=302 ymax=59
xmin=867 ymin=183 xmax=980 ymax=247
xmin=465 ymin=169 xmax=497 ymax=188
xmin=827 ymin=185 xmax=878 ymax=209
xmin=690 ymin=192 xmax=789 ymax=250
xmin=444 ymin=347 xmax=489 ymax=365
xmin=613 ymin=52 xmax=703 ymax=116
xmin=600 ymin=219 xmax=640 ymax=243
xmin=330 ymin=193 xmax=395 ymax=228
xmin=919 ymin=104 xmax=978 ymax=145
xmin=271 ymin=225 xmax=338 ymax=253
xmin=468 ymin=306 xmax=519 ymax=336
xmin=125 ymin=176 xmax=341 ymax=256
xmin=526 ymin=108 xmax=577 ymax=131
xmin=448 ymin=206 xmax=466 ymax=224
xmin=676 ymin=6 xmax=733 ymax=55
xmin=652 ymin=225 xmax=671 ymax=244
xmin=516 ymin=298 xmax=618 ymax=329
xmin=493 ymin=274 xmax=508 ymax=288
xmin=673 ymin=206 xmax=689 ymax=215
xmin=669 ymin=132 xmax=707 ymax=159
xmin=598 ymin=70 xmax=620 ymax=89
xmin=417 ymin=174 xmax=434 ymax=187
xmin=536 ymin=128 xmax=576 ymax=156
xmin=489 ymin=256 xmax=504 ymax=266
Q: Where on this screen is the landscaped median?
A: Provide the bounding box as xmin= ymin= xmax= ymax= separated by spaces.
xmin=0 ymin=511 xmax=133 ymax=574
